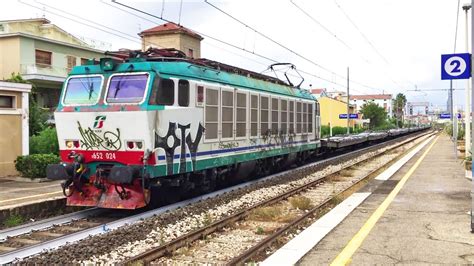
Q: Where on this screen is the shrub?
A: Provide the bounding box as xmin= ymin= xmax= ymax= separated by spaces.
xmin=3 ymin=214 xmax=23 ymax=227
xmin=321 ymin=125 xmax=330 ymax=138
xmin=30 ymin=127 xmax=59 ymax=155
xmin=15 ymin=154 xmax=60 ymax=179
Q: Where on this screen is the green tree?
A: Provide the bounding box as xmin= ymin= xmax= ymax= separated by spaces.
xmin=5 ymin=72 xmax=47 ymax=136
xmin=392 ymin=93 xmax=407 ymax=128
xmin=360 ymin=101 xmax=387 ymax=129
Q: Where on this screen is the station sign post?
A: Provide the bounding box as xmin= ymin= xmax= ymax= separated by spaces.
xmin=441 ymin=50 xmax=473 ymax=232
xmin=471 ymin=0 xmax=474 ymax=233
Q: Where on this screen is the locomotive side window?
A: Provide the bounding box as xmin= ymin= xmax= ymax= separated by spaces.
xmin=106 ymin=73 xmax=149 ymax=103
xmin=289 ymin=100 xmax=295 ymax=134
xmin=308 ymin=102 xmax=313 ymax=133
xmin=260 ymin=95 xmax=269 ymax=135
xmin=178 ymin=80 xmax=189 ymax=107
xmin=157 ymin=78 xmax=174 ymax=105
xmin=303 ymin=102 xmax=307 ymax=134
xmin=250 ymin=94 xmax=259 ymax=137
xmin=296 ymin=101 xmax=302 ymax=134
xmin=281 ymin=99 xmax=287 ymax=134
xmin=63 ymin=75 xmax=103 ymax=105
xmin=221 ymin=89 xmax=234 ymax=139
xmin=271 ymin=97 xmax=279 ymax=134
xmin=205 ymin=88 xmax=219 ymax=140
xmin=236 ymin=92 xmax=247 ymax=138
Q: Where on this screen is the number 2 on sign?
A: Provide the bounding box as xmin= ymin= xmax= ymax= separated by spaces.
xmin=450 ymin=60 xmax=461 ymax=73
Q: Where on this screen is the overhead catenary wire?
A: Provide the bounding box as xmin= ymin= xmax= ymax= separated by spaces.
xmin=19 ymin=0 xmax=164 ymax=49
xmin=109 ymin=0 xmax=377 ymax=95
xmin=330 ymin=0 xmax=409 ymax=89
xmin=204 ymin=0 xmax=384 ymax=93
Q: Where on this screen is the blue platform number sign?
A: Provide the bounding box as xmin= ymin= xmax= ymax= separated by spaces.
xmin=339 ymin=114 xmax=359 ymax=119
xmin=439 ymin=113 xmax=462 ymax=119
xmin=441 ymin=53 xmax=471 ymax=80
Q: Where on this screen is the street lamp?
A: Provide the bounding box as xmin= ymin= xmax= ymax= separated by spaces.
xmin=463 ymin=3 xmax=471 ymax=154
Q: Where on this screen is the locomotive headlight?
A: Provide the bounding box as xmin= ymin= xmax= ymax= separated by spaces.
xmin=66 ymin=141 xmax=74 ymax=149
xmin=100 ymin=58 xmax=115 ymax=71
xmin=65 ymin=140 xmax=80 ymax=149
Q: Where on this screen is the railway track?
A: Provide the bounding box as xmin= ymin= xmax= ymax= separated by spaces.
xmin=5 ymin=130 xmax=431 ymax=264
xmin=123 ymin=131 xmax=435 ymax=265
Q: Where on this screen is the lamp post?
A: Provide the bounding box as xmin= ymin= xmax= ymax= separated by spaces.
xmin=463 ymin=3 xmax=472 ymax=155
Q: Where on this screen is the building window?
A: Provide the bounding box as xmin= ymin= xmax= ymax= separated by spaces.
xmin=221 ymin=90 xmax=234 ymax=139
xmin=205 ymin=88 xmax=219 ymax=140
xmin=236 ymin=92 xmax=247 ymax=138
xmin=289 ymin=100 xmax=295 ymax=134
xmin=260 ymin=95 xmax=269 ymax=135
xmin=178 ymin=80 xmax=189 ymax=107
xmin=250 ymin=94 xmax=258 ymax=137
xmin=35 ymin=49 xmax=52 ymax=66
xmin=67 ymin=56 xmax=76 ymax=71
xmin=188 ymin=48 xmax=194 ymax=58
xmin=271 ymin=98 xmax=279 ymax=134
xmin=80 ymin=58 xmax=89 ymax=65
xmin=281 ymin=99 xmax=287 ymax=134
xmin=296 ymin=101 xmax=302 ymax=134
xmin=0 ymin=95 xmax=14 ymax=109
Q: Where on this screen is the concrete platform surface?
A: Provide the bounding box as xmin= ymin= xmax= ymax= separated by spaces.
xmin=0 ymin=177 xmax=63 ymax=210
xmin=299 ymin=134 xmax=474 ymax=265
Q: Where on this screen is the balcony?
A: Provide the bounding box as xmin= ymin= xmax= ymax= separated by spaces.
xmin=20 ymin=64 xmax=68 ymax=84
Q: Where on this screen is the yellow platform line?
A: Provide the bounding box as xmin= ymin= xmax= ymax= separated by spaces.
xmin=331 ymin=135 xmax=439 ymax=266
xmin=0 ymin=191 xmax=63 ymax=205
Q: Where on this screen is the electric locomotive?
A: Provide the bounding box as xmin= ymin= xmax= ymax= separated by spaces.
xmin=46 ymin=48 xmax=321 ymax=209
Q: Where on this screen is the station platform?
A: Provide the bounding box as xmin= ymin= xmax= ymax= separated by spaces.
xmin=0 ymin=177 xmax=63 ymax=211
xmin=265 ymin=133 xmax=474 ymax=265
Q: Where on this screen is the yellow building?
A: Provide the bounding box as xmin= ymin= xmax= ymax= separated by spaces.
xmin=0 ymin=81 xmax=31 ymax=176
xmin=139 ymin=22 xmax=203 ymax=58
xmin=0 ymin=18 xmax=104 ymax=109
xmin=319 ymin=96 xmax=356 ymax=128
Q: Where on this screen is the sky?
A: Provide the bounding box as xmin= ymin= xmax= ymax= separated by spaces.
xmin=1 ymin=0 xmax=469 ymax=113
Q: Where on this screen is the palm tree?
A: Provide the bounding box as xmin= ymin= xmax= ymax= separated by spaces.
xmin=393 ymin=93 xmax=407 ymax=127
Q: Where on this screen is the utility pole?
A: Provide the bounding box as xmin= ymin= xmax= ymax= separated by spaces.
xmin=464 ymin=3 xmax=472 ymax=155
xmin=347 ymin=67 xmax=350 ymax=134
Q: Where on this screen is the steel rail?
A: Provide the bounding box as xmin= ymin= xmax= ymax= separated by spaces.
xmin=229 ymin=132 xmax=437 ymax=264
xmin=1 ymin=129 xmax=430 ymax=264
xmin=0 ymin=208 xmax=102 ymax=242
xmin=124 ymin=130 xmax=433 ymax=265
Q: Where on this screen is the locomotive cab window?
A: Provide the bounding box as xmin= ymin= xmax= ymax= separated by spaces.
xmin=63 ymin=75 xmax=103 ymax=105
xmin=106 ymin=73 xmax=149 ymax=104
xmin=178 ymin=80 xmax=189 ymax=107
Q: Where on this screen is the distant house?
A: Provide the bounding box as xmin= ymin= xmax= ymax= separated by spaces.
xmin=0 ymin=81 xmax=31 ymax=176
xmin=0 ymin=18 xmax=104 ymax=109
xmin=350 ymin=94 xmax=393 ymax=117
xmin=310 ymin=88 xmax=327 ymax=99
xmin=139 ymin=22 xmax=203 ymax=58
xmin=319 ymin=96 xmax=356 ymax=128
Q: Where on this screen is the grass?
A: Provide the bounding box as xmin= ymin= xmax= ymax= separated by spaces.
xmin=289 ymin=196 xmax=313 ymax=210
xmin=4 ymin=214 xmax=24 ymax=228
xmin=249 ymin=206 xmax=283 ymax=221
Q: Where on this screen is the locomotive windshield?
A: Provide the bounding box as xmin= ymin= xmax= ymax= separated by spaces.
xmin=63 ymin=75 xmax=103 ymax=105
xmin=106 ymin=73 xmax=149 ymax=103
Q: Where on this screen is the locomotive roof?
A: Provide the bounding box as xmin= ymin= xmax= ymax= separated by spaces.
xmin=70 ymin=60 xmax=315 ymax=101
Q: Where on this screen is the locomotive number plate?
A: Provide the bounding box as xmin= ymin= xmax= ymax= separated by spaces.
xmin=91 ymin=152 xmax=117 ymax=160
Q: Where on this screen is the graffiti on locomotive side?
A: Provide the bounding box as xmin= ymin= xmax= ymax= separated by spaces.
xmin=155 ymin=122 xmax=204 ymax=175
xmin=77 ymin=121 xmax=122 ymax=151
